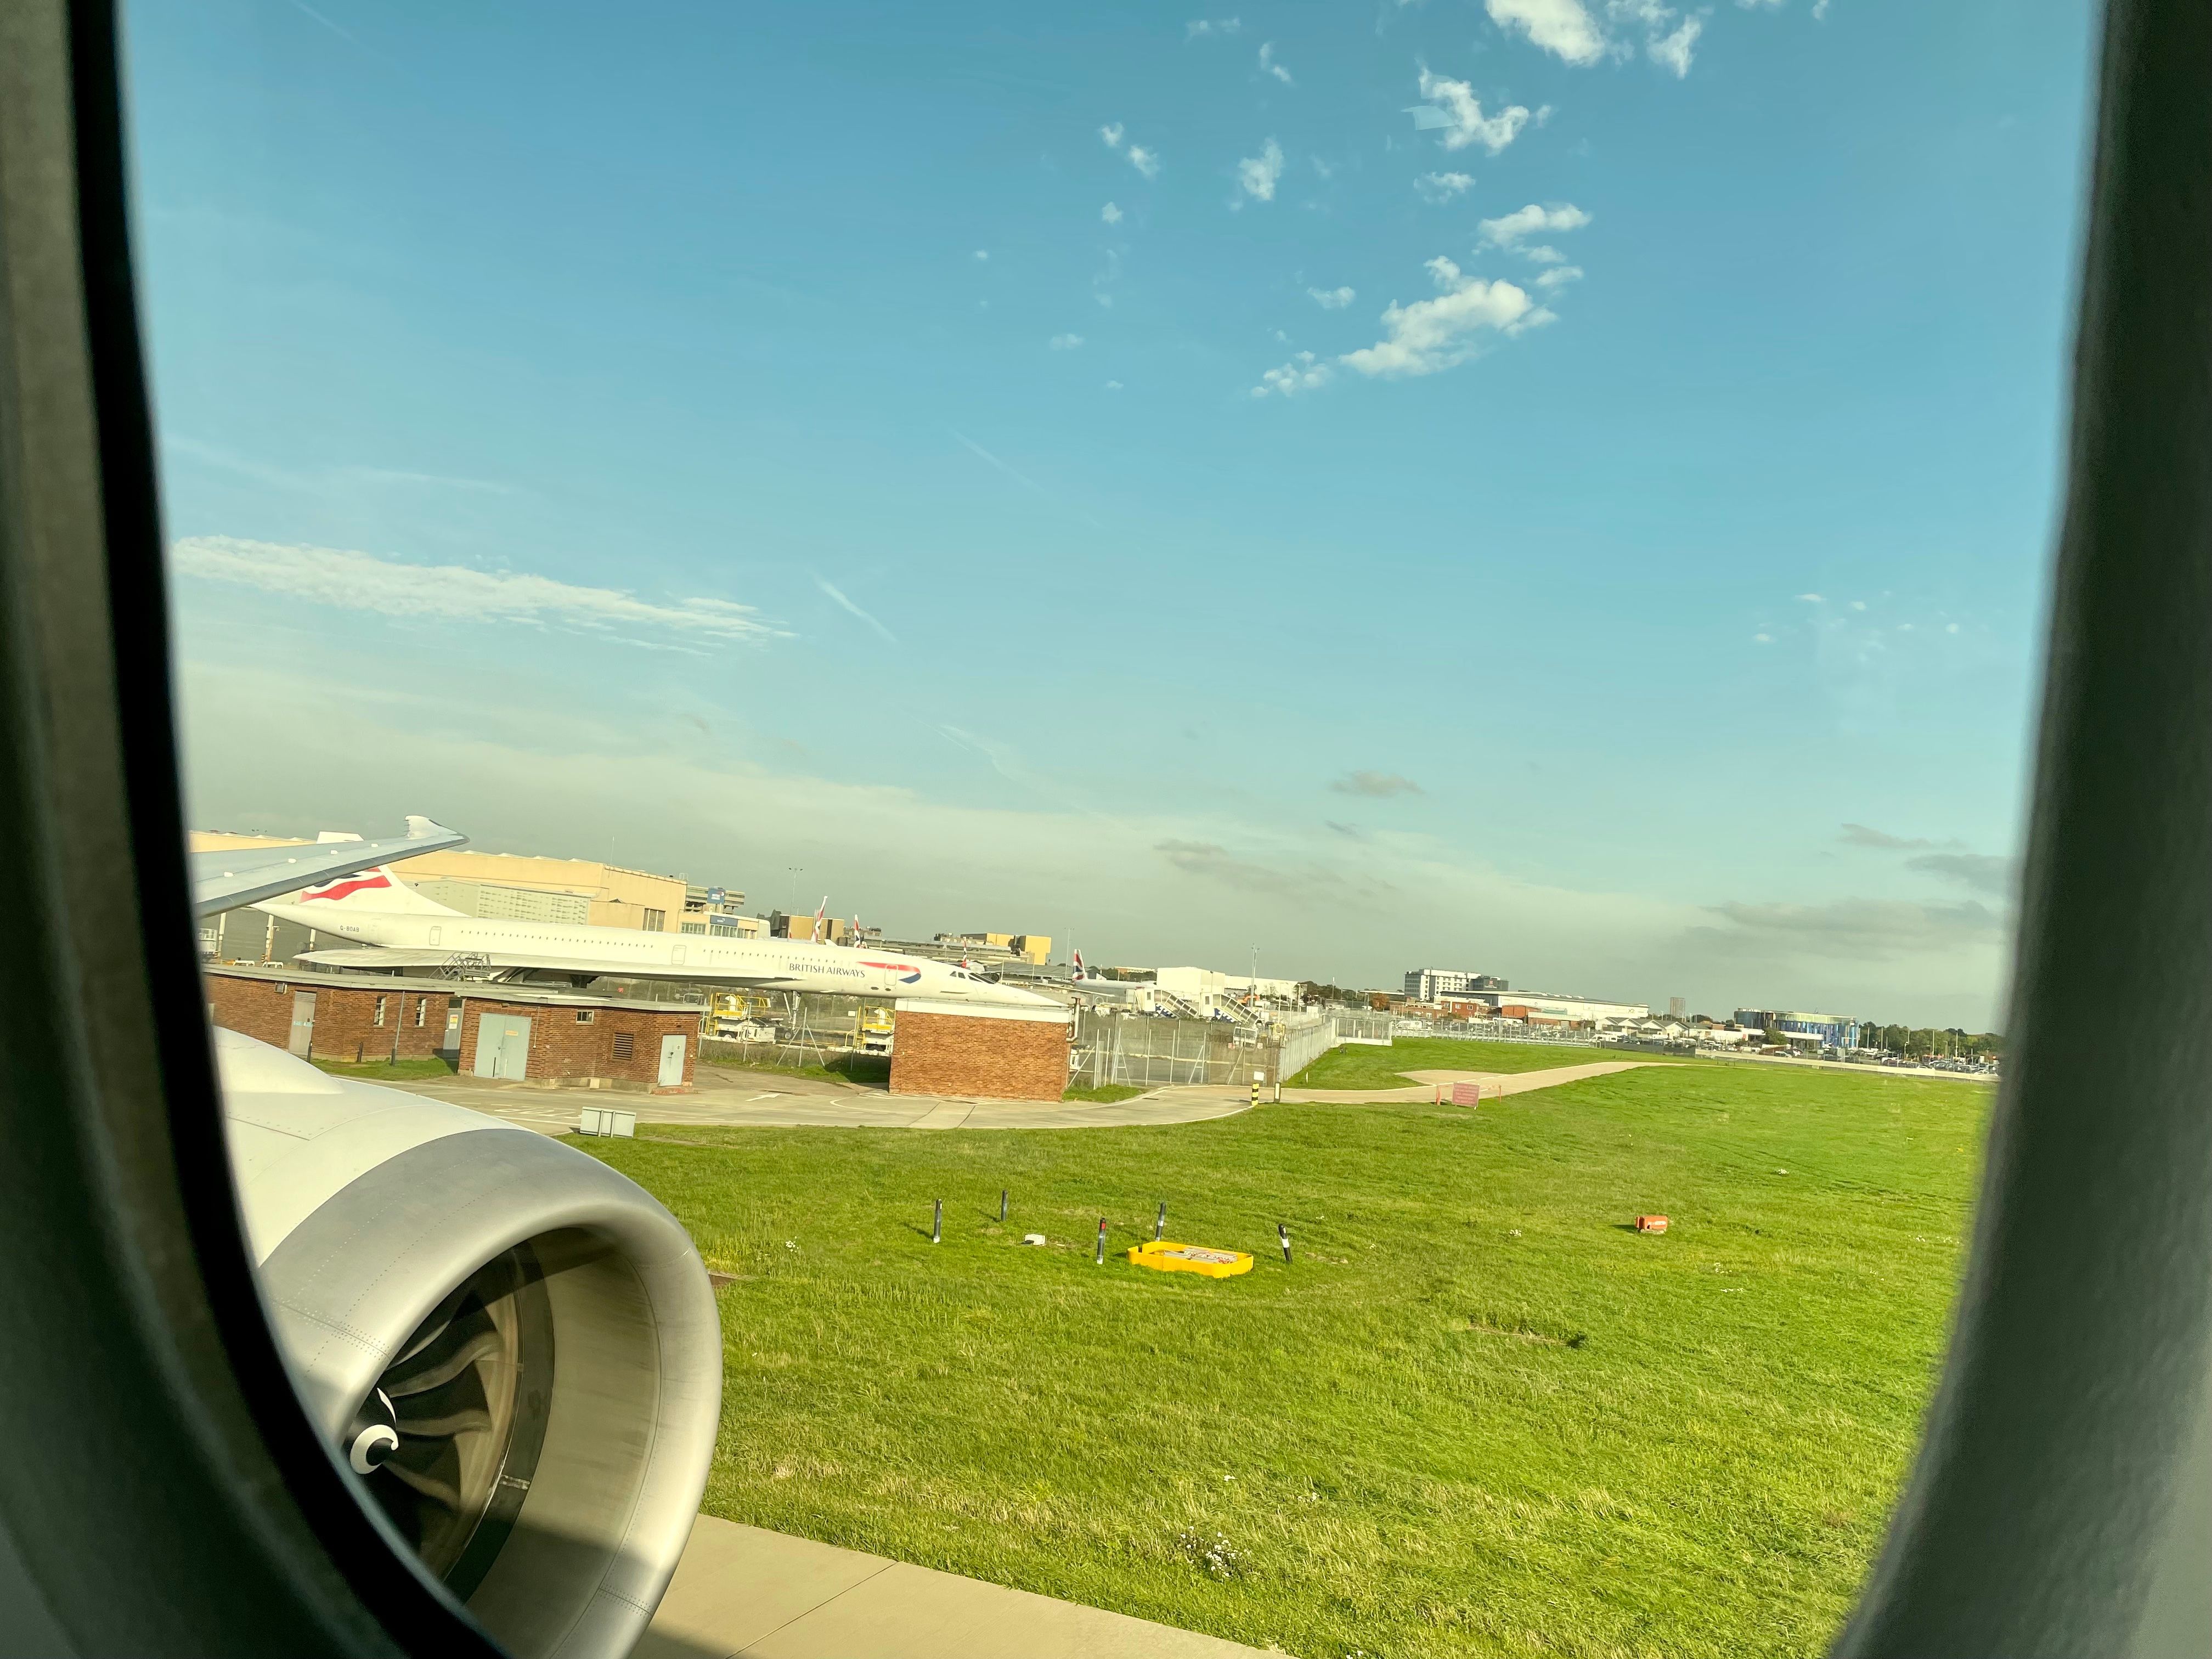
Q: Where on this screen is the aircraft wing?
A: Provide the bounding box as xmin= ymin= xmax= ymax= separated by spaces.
xmin=297 ymin=945 xmax=795 ymax=988
xmin=190 ymin=816 xmax=465 ymax=917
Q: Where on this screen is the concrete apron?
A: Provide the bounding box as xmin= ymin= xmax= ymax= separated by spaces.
xmin=633 ymin=1514 xmax=1268 ymax=1659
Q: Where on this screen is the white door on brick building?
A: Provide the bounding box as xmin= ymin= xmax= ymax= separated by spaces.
xmin=474 ymin=1014 xmax=532 ymax=1080
xmin=657 ymin=1034 xmax=685 ymax=1087
xmin=286 ymin=991 xmax=315 ymax=1057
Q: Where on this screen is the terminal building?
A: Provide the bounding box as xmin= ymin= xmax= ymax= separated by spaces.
xmin=1440 ymin=988 xmax=1651 ymax=1026
xmin=1735 ymin=1009 xmax=1863 ymax=1050
xmin=1403 ymin=967 xmax=1508 ymax=1002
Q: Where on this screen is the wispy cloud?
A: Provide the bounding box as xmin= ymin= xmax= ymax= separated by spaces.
xmin=1252 ymin=352 xmax=1333 ymax=398
xmin=1235 ymin=137 xmax=1285 ymax=204
xmin=1098 ymin=122 xmax=1157 ymax=190
xmin=1479 ymin=202 xmax=1593 ymax=253
xmin=1331 ymin=769 xmax=1423 ymax=797
xmin=1338 ymin=257 xmax=1546 ymax=379
xmin=165 ymin=435 xmax=512 ymax=496
xmin=1415 ymin=171 xmax=1476 ymax=203
xmin=1186 ymin=15 xmax=1243 ymax=36
xmin=1155 ymin=839 xmax=1341 ymax=896
xmin=1049 ymin=332 xmax=1086 ymax=350
xmin=1101 ymin=201 xmax=1123 ymax=224
xmin=1841 ymin=823 xmax=1945 ymax=850
xmin=173 ymin=536 xmax=781 ymax=646
xmin=1906 ymin=851 xmax=2012 ymax=897
xmin=1535 ymin=265 xmax=1583 ymax=289
xmin=951 ymin=430 xmax=1056 ymax=501
xmin=1258 ymin=42 xmax=1295 ymax=85
xmin=814 ymin=577 xmax=897 ymax=644
xmin=1486 ymin=0 xmax=1608 ymax=65
xmin=1308 ymin=285 xmax=1357 ymax=309
xmin=1415 ymin=67 xmax=1531 ymax=153
xmin=1697 ymin=897 xmax=2005 ymax=961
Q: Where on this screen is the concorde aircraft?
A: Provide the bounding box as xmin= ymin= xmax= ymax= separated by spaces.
xmin=256 ymin=866 xmax=1062 ymax=1008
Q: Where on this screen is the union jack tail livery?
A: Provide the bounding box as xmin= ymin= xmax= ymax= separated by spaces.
xmin=811 ymin=896 xmax=828 ymax=942
xmin=1073 ymin=949 xmax=1087 ymax=980
xmin=290 ymin=866 xmax=462 ymax=917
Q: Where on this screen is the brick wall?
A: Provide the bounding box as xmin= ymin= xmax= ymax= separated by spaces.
xmin=456 ymin=998 xmax=698 ymax=1093
xmin=889 ymin=1011 xmax=1069 ymax=1102
xmin=204 ymin=972 xmax=450 ymax=1063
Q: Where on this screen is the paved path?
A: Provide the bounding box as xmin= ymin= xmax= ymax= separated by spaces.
xmin=1283 ymin=1059 xmax=1652 ymax=1104
xmin=634 ymin=1514 xmax=1266 ymax=1659
xmin=378 ymin=1066 xmax=1252 ymax=1135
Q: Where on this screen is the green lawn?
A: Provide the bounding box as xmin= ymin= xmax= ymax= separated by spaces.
xmin=1287 ymin=1035 xmax=1675 ymax=1091
xmin=1063 ymin=1081 xmax=1147 ymax=1104
xmin=309 ymin=1055 xmax=457 ymax=1082
xmin=582 ymin=1062 xmax=1989 ymax=1658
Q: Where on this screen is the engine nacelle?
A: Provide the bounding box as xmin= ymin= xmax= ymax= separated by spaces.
xmin=215 ymin=1029 xmax=720 ymax=1659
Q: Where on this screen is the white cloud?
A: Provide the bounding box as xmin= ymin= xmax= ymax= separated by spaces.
xmin=1308 ymin=285 xmax=1357 ymax=309
xmin=1534 ymin=264 xmax=1582 ymax=289
xmin=1127 ymin=144 xmax=1161 ymax=179
xmin=1259 ymin=42 xmax=1294 ymax=85
xmin=1100 ymin=122 xmax=1125 ymax=148
xmin=973 ymin=249 xmax=989 ymax=262
xmin=1338 ymin=257 xmax=1542 ymax=379
xmin=1753 ymin=632 xmax=1774 ymax=644
xmin=1485 ymin=0 xmax=1608 ymax=64
xmin=1236 ymin=137 xmax=1285 ymax=203
xmin=1415 ymin=68 xmax=1531 ymax=154
xmin=1094 ymin=293 xmax=1114 ymax=308
xmin=173 ymin=536 xmax=781 ymax=646
xmin=815 ymin=577 xmax=896 ymax=644
xmin=1186 ymin=16 xmax=1243 ymax=36
xmin=1812 ymin=0 xmax=1829 ymax=16
xmin=1104 ymin=380 xmax=1125 ymax=391
xmin=1797 ymin=592 xmax=1825 ymax=602
xmin=1252 ymin=352 xmax=1333 ymax=398
xmin=1049 ymin=332 xmax=1085 ymax=350
xmin=1647 ymin=13 xmax=1702 ymax=74
xmin=1415 ymin=171 xmax=1476 ymax=202
xmin=1101 ymin=201 xmax=1123 ymax=224
xmin=1478 ymin=201 xmax=1594 ymax=252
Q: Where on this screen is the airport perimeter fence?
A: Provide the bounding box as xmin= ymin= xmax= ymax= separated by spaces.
xmin=1070 ymin=1008 xmax=1395 ymax=1092
xmin=1414 ymin=1018 xmax=1604 ymax=1049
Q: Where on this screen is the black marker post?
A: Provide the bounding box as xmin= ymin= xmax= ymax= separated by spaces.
xmin=1095 ymin=1218 xmax=1107 ymax=1265
xmin=999 ymin=1189 xmax=1008 ymax=1224
xmin=1278 ymin=1222 xmax=1291 ymax=1264
xmin=932 ymin=1198 xmax=942 ymax=1245
xmin=1156 ymin=1201 xmax=1166 ymax=1241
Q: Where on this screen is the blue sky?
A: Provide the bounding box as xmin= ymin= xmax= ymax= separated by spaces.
xmin=126 ymin=0 xmax=2097 ymax=1025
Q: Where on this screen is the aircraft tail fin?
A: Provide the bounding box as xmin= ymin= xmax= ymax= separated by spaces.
xmin=289 ymin=865 xmax=464 ymax=916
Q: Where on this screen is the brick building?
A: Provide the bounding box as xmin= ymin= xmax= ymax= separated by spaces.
xmin=888 ymin=997 xmax=1070 ymax=1102
xmin=204 ymin=966 xmax=699 ymax=1093
xmin=454 ymin=991 xmax=698 ymax=1093
xmin=204 ymin=966 xmax=451 ymax=1065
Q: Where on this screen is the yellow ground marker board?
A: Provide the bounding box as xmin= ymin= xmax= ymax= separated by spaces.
xmin=1128 ymin=1239 xmax=1253 ymax=1278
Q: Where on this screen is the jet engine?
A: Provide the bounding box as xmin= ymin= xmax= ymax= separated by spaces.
xmin=214 ymin=1029 xmax=721 ymax=1659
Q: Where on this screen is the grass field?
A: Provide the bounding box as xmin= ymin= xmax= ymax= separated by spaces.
xmin=583 ymin=1060 xmax=1990 ymax=1658
xmin=309 ymin=1055 xmax=458 ymax=1082
xmin=1284 ymin=1035 xmax=1678 ymax=1091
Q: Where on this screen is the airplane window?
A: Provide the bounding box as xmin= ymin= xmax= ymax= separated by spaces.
xmin=117 ymin=2 xmax=2095 ymax=1656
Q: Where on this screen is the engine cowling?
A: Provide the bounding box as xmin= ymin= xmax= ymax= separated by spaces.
xmin=215 ymin=1029 xmax=720 ymax=1659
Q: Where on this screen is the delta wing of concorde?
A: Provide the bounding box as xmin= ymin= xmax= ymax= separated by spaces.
xmin=258 ymin=866 xmax=1063 ymax=1007
xmin=212 ymin=1025 xmax=721 ymax=1659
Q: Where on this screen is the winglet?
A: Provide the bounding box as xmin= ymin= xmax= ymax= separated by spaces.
xmin=404 ymin=815 xmax=458 ymax=840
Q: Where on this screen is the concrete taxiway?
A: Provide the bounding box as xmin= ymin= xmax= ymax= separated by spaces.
xmin=633 ymin=1515 xmax=1267 ymax=1659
